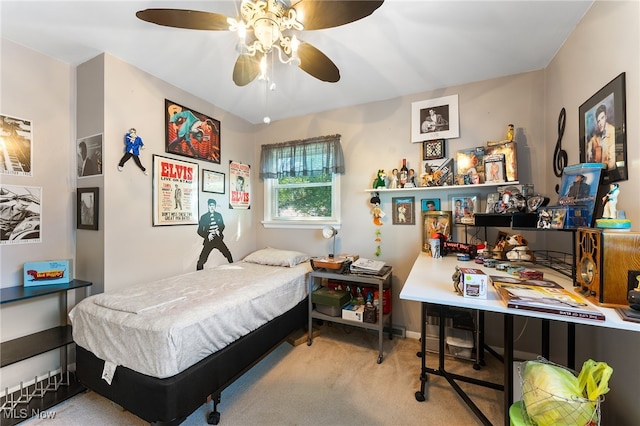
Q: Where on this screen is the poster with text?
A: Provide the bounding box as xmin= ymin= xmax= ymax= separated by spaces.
xmin=1 ymin=184 xmax=42 ymax=244
xmin=1 ymin=114 xmax=33 ymax=176
xmin=152 ymin=155 xmax=198 ymax=226
xmin=229 ymin=161 xmax=250 ymax=209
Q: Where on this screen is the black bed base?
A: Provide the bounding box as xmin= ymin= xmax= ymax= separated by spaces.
xmin=75 ymin=298 xmax=308 ymax=425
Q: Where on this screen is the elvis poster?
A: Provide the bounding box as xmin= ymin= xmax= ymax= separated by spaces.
xmin=153 ymin=155 xmax=199 ymax=226
xmin=229 ymin=161 xmax=250 ymax=209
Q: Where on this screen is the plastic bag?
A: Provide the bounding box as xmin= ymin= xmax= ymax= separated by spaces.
xmin=521 ymin=358 xmax=612 ymax=426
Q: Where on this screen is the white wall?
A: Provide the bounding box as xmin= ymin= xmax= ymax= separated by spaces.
xmin=0 ymin=38 xmax=77 ymax=389
xmin=544 ymin=2 xmax=639 ymax=424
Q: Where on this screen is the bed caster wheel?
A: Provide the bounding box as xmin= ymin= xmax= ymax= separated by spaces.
xmin=415 ymin=391 xmax=426 ymax=402
xmin=207 ymin=411 xmax=220 ymax=425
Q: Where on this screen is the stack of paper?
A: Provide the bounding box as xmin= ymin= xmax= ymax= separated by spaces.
xmin=350 ymin=258 xmax=386 ymax=274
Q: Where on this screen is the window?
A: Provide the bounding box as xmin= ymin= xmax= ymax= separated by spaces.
xmin=260 ymin=135 xmax=344 ymax=228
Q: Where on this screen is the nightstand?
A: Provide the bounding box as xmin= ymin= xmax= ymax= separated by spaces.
xmin=307 ymin=266 xmax=392 ymax=363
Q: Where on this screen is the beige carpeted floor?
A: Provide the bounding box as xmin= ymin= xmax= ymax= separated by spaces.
xmin=22 ymin=324 xmax=504 ymax=425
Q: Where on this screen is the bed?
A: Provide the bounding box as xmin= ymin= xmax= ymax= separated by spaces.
xmin=69 ymin=248 xmax=312 ymax=425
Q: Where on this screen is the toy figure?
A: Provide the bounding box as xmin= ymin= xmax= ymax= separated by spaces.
xmin=370 ymin=193 xmax=385 ymax=226
xmin=601 ymin=183 xmax=620 ymax=219
xmin=507 ymin=124 xmax=515 ymax=142
xmin=373 ymin=170 xmax=386 ymax=189
xmin=118 ymin=128 xmax=148 ymax=175
xmin=389 ymin=169 xmax=398 ymax=189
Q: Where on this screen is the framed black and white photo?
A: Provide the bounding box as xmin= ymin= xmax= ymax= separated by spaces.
xmin=578 ymin=72 xmax=627 ymax=183
xmin=0 ymin=184 xmax=41 ymax=244
xmin=77 ymin=187 xmax=98 ymax=230
xmin=202 ymin=169 xmax=225 ymax=194
xmin=0 ymin=114 xmax=33 ymax=176
xmin=411 ymin=94 xmax=459 ymax=142
xmin=77 ymin=134 xmax=103 ymax=177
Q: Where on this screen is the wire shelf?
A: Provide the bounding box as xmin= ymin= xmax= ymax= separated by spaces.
xmin=531 ymin=250 xmax=574 ymax=278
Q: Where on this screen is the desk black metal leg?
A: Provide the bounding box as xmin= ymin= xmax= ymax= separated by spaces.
xmin=504 ymin=313 xmax=514 ymax=426
xmin=415 ymin=302 xmax=428 ymax=401
xmin=542 ymin=319 xmax=550 ymax=360
xmin=567 ymin=322 xmax=575 ymax=370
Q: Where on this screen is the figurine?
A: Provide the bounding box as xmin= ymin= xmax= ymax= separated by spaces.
xmin=118 ymin=128 xmax=148 ymax=175
xmin=373 ymin=170 xmax=387 ymax=189
xmin=370 ymin=193 xmax=385 ymax=226
xmin=507 ymin=124 xmax=515 ymax=142
xmin=601 ymin=183 xmax=620 ymax=219
xmin=389 ymin=168 xmax=398 ymax=189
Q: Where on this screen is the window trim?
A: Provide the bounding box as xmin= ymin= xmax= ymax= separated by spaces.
xmin=262 ymin=174 xmax=341 ymax=229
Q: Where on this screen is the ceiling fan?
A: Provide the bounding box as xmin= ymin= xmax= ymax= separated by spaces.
xmin=136 ymin=0 xmax=384 ymax=87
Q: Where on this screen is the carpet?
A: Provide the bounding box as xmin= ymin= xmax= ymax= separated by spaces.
xmin=21 ymin=323 xmax=504 ymax=425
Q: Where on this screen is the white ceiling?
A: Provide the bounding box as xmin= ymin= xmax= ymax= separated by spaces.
xmin=1 ymin=1 xmax=593 ymax=124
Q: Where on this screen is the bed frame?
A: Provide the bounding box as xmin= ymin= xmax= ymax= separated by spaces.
xmin=75 ymin=298 xmax=308 ymax=425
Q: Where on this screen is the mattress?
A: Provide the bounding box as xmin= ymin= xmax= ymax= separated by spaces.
xmin=69 ymin=261 xmax=311 ymax=379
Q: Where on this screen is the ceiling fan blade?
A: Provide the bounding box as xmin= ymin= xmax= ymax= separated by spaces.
xmin=233 ymin=54 xmax=262 ymax=86
xmin=136 ymin=9 xmax=230 ymax=31
xmin=292 ymin=0 xmax=384 ymax=30
xmin=297 ymin=42 xmax=340 ymax=83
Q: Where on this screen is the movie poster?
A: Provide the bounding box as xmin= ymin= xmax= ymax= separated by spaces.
xmin=152 ymin=155 xmax=199 ymax=226
xmin=229 ymin=161 xmax=250 ymax=209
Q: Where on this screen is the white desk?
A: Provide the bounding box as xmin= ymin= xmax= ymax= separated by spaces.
xmin=400 ymin=252 xmax=638 ymax=425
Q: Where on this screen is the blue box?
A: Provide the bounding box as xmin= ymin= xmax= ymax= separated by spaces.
xmin=23 ymin=260 xmax=71 ymax=286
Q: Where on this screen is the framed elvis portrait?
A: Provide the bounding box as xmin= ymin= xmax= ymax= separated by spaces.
xmin=578 ymin=72 xmax=627 ymax=183
xmin=202 ymin=169 xmax=225 ymax=194
xmin=392 ymin=196 xmax=415 ymax=225
xmin=422 ymin=211 xmax=452 ymax=253
xmin=165 ymin=99 xmax=221 ymax=164
xmin=77 ymin=187 xmax=98 ymax=230
xmin=421 ymin=198 xmax=441 ymax=212
xmin=411 ymin=94 xmax=459 ymax=142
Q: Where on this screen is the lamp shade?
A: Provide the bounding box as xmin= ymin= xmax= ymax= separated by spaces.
xmin=322 ymin=226 xmax=338 ymax=239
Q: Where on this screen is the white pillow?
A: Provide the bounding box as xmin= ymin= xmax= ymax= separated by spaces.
xmin=243 ymin=247 xmax=310 ymax=267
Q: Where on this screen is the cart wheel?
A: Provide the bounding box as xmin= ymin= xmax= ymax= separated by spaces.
xmin=416 ymin=351 xmax=423 ymax=358
xmin=415 ymin=391 xmax=426 ymax=402
xmin=473 ymin=363 xmax=481 ymax=371
xmin=377 ymin=355 xmax=383 ymax=364
xmin=207 ymin=411 xmax=220 ymax=425
xmin=307 ymin=338 xmax=312 ymax=346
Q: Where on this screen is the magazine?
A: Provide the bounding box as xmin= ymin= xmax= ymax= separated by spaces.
xmin=491 ymin=276 xmax=605 ymax=321
xmin=350 ymin=258 xmax=386 ymax=274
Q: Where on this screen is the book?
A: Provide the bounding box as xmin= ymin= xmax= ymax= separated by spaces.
xmin=491 ymin=276 xmax=605 ymax=321
xmin=350 ymin=258 xmax=386 ymax=274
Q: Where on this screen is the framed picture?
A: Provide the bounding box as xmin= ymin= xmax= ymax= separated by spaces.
xmin=0 ymin=113 xmax=33 ymax=176
xmin=578 ymin=72 xmax=627 ymax=183
xmin=152 ymin=155 xmax=199 ymax=226
xmin=229 ymin=161 xmax=250 ymax=209
xmin=484 ymin=153 xmax=506 ymax=183
xmin=451 ymin=194 xmax=479 ymax=225
xmin=202 ymin=169 xmax=225 ymax=194
xmin=77 ymin=187 xmax=98 ymax=230
xmin=392 ymin=196 xmax=415 ymax=225
xmin=421 ymin=198 xmax=441 ymax=212
xmin=0 ymin=184 xmax=41 ymax=244
xmin=455 ymin=146 xmax=485 ymax=185
xmin=422 ymin=139 xmax=445 ymax=160
xmin=165 ymin=99 xmax=221 ymax=164
xmin=411 ymin=94 xmax=460 ymax=142
xmin=547 ymin=206 xmax=567 ymax=229
xmin=557 ymin=162 xmax=603 ymax=227
xmin=422 ymin=211 xmax=452 ymax=254
xmin=486 ymin=192 xmax=500 ymax=213
xmin=77 ymin=133 xmax=103 ymax=177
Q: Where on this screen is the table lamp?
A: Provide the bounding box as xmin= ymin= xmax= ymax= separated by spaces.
xmin=322 ymin=226 xmax=338 ymax=258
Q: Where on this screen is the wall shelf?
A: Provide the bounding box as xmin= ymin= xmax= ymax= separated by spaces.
xmin=365 ymin=181 xmax=519 ymax=193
